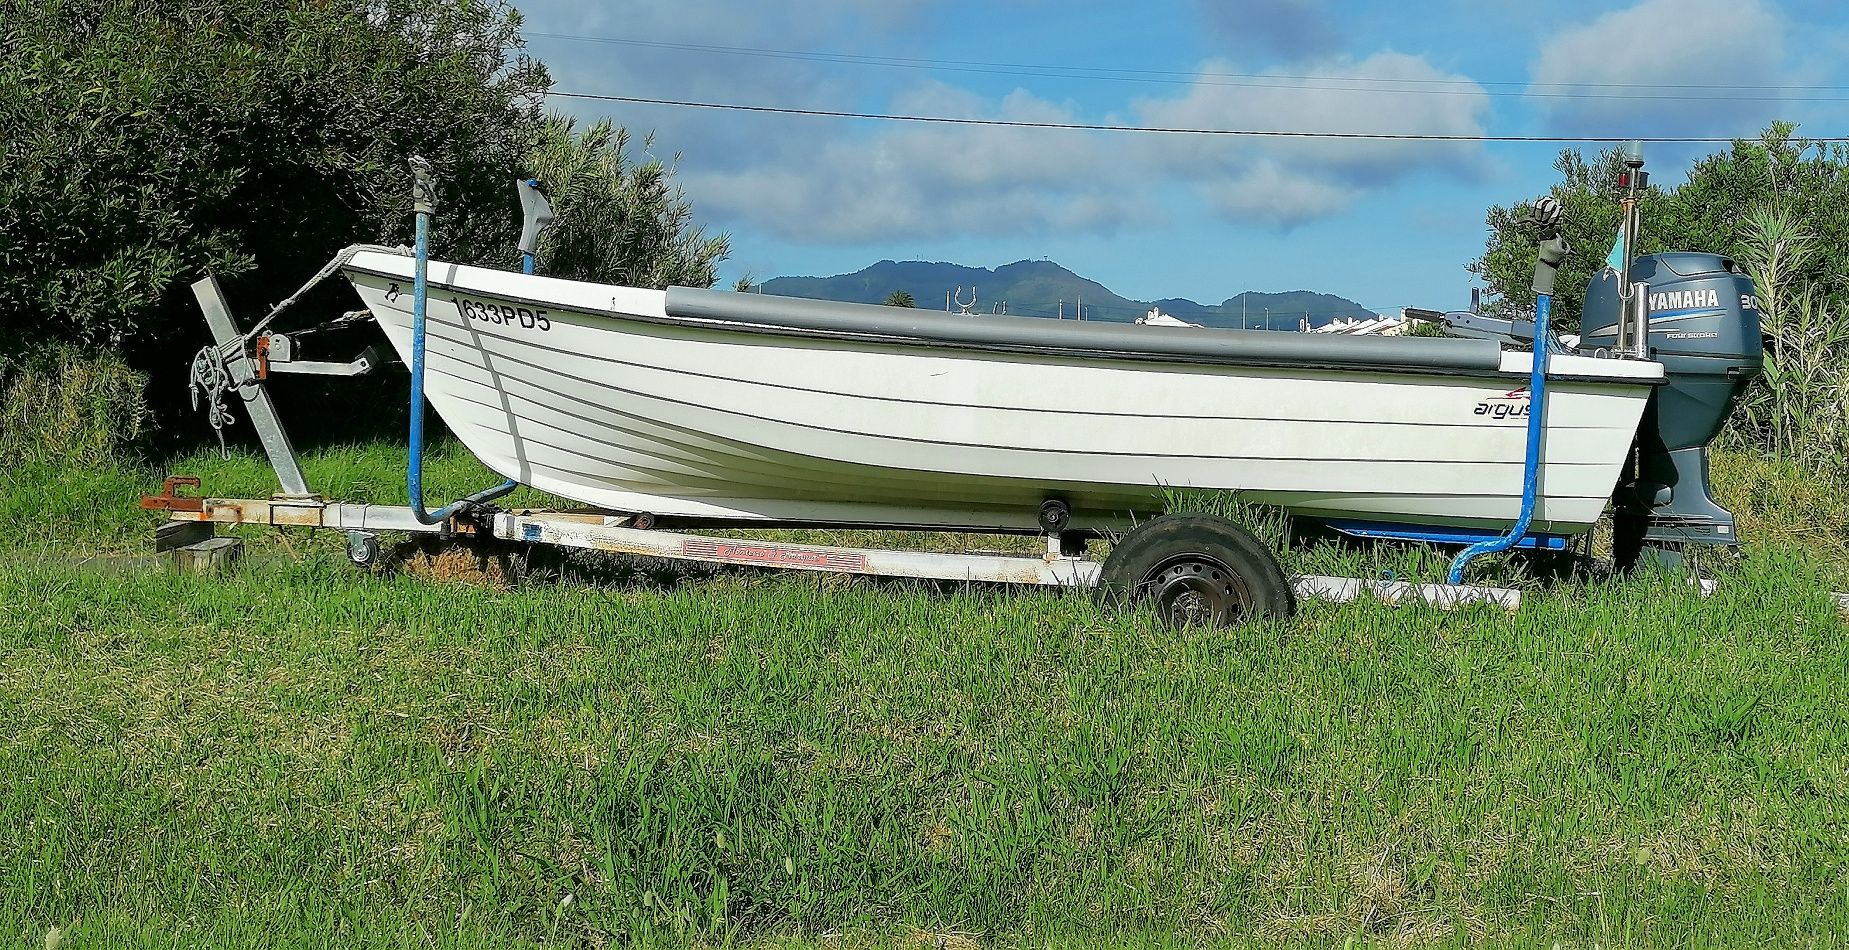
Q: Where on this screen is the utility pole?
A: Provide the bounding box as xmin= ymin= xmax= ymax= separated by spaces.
xmin=1058 ymin=299 xmax=1064 ymax=320
xmin=1242 ymin=294 xmax=1247 ymax=330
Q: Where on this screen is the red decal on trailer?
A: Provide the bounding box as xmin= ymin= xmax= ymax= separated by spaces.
xmin=681 ymin=537 xmax=868 ymax=572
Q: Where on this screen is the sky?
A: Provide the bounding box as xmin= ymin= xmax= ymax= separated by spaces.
xmin=516 ymin=0 xmax=1849 ymax=314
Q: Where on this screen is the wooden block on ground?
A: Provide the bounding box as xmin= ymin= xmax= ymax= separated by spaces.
xmin=170 ymin=537 xmax=242 ymax=573
xmin=155 ymin=520 xmax=215 ymax=552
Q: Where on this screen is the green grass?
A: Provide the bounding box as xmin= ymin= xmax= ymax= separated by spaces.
xmin=5 ymin=442 xmax=1849 ymax=947
xmin=7 ymin=439 xmax=567 ymax=559
xmin=1712 ymin=447 xmax=1849 ymax=589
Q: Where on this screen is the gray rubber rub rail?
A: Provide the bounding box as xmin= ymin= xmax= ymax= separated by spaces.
xmin=664 ymin=286 xmax=1504 ymax=374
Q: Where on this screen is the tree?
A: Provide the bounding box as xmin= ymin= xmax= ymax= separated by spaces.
xmin=0 ymin=0 xmax=549 ymax=357
xmin=1475 ymin=124 xmax=1849 ymax=474
xmin=0 ymin=0 xmax=731 ymax=435
xmin=884 ymin=290 xmax=916 ymax=308
xmin=1472 ymin=124 xmax=1849 ymax=329
xmin=1471 ymin=147 xmax=1658 ymax=328
xmin=524 ymin=117 xmax=729 ymax=289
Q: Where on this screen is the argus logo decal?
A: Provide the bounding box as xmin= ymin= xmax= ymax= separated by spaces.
xmin=1474 ymin=388 xmax=1530 ymax=420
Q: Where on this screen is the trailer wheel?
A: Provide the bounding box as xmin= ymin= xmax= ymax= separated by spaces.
xmin=1098 ymin=514 xmax=1293 ymax=627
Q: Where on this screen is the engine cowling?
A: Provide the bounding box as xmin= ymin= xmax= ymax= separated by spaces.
xmin=1580 ymin=252 xmax=1763 ymax=549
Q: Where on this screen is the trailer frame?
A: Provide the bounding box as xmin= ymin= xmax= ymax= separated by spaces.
xmin=146 ymin=224 xmax=1525 ymax=617
xmin=140 ymin=477 xmax=1523 ymax=610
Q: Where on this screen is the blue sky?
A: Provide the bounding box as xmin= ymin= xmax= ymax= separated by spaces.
xmin=518 ymin=0 xmax=1849 ymax=312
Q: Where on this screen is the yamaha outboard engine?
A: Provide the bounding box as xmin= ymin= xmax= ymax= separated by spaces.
xmin=1580 ymin=253 xmax=1762 ymax=557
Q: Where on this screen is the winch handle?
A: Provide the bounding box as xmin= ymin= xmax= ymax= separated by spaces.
xmin=1529 ymin=196 xmax=1569 ymax=300
xmin=410 ymin=156 xmax=436 ymax=215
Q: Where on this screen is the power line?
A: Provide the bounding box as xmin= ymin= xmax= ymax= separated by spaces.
xmin=529 ymin=32 xmax=1849 ymax=101
xmin=525 ymin=32 xmax=1825 ymax=89
xmin=547 ymin=92 xmax=1839 ymax=143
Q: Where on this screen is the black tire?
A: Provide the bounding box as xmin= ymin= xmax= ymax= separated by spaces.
xmin=1097 ymin=514 xmax=1293 ymax=627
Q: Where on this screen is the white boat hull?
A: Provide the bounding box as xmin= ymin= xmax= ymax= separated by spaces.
xmin=344 ymin=251 xmax=1661 ymax=535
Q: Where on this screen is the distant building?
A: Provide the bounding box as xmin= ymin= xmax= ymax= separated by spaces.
xmin=1136 ymin=308 xmax=1202 ymax=328
xmin=1304 ymin=309 xmax=1434 ymax=336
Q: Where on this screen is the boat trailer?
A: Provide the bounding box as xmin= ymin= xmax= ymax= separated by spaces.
xmin=140 ymin=167 xmax=1602 ymax=624
xmin=142 ymin=474 xmax=1523 ymax=612
xmin=143 ymin=263 xmax=1521 ymax=616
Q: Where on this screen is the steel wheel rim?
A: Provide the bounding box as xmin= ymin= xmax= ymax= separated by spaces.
xmin=1142 ymin=554 xmax=1253 ymax=627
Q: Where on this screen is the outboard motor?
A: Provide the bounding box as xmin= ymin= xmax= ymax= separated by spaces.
xmin=1580 ymin=253 xmax=1762 ymax=555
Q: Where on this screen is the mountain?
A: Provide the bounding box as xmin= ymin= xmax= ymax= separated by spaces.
xmin=759 ymin=259 xmax=1376 ymax=329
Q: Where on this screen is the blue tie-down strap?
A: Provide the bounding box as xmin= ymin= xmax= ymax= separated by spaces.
xmin=1447 ymin=292 xmax=1553 ymax=583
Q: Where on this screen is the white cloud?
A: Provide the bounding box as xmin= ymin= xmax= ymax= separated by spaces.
xmin=1528 ymin=0 xmax=1787 ymax=135
xmin=1197 ymin=160 xmax=1355 ymax=225
xmin=682 ymin=84 xmax=1144 ymax=242
xmin=522 ymin=0 xmax=922 ymax=170
xmin=1132 ymin=53 xmax=1491 ymax=223
xmin=517 ymin=1 xmax=1493 ymax=242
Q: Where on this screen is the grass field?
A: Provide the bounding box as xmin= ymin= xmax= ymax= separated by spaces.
xmin=5 ymin=441 xmax=1849 ymax=947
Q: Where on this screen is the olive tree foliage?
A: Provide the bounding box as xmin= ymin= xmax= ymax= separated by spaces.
xmin=0 ymin=0 xmax=550 ymax=359
xmin=525 ymin=118 xmax=730 ymax=290
xmin=1475 ymin=124 xmax=1849 ymax=472
xmin=1470 ymin=147 xmax=1663 ymax=328
xmin=1471 ymin=123 xmax=1849 ymax=330
xmin=0 ymin=0 xmax=732 ymax=416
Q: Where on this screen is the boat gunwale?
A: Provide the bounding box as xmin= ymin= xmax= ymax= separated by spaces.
xmin=342 ymin=258 xmax=1665 ymax=387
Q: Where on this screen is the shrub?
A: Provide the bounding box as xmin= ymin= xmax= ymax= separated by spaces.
xmin=0 ymin=345 xmax=151 ymax=466
xmin=1 ymin=2 xmax=732 ymax=448
xmin=1726 ymin=205 xmax=1849 ymax=481
xmin=0 ymin=0 xmax=550 ymax=356
xmin=525 ymin=117 xmax=731 ymax=288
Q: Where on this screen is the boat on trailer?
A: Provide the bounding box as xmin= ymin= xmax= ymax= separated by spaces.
xmin=340 ymin=251 xmax=1662 ymax=539
xmin=149 ymin=149 xmax=1761 ymax=626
